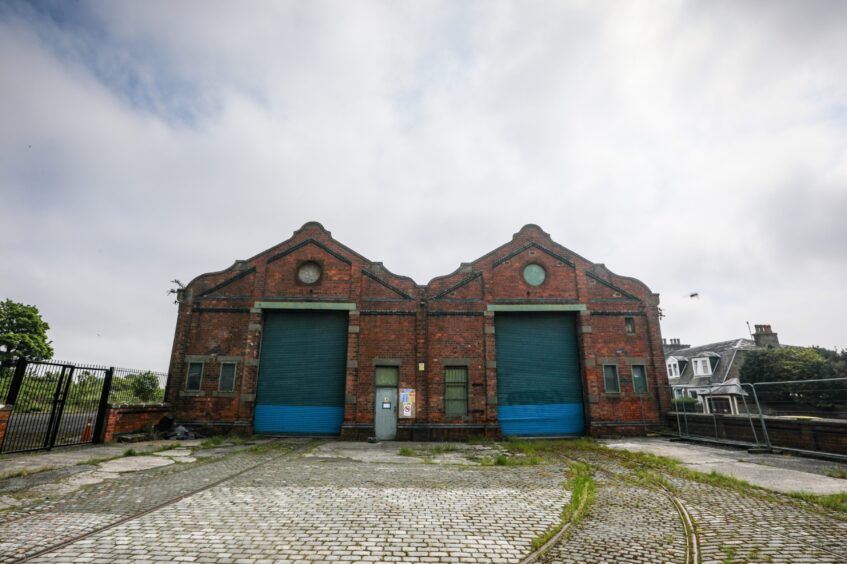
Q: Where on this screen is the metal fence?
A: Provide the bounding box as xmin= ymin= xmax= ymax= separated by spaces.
xmin=1 ymin=358 xmax=168 ymax=454
xmin=1 ymin=360 xmax=167 ymax=407
xmin=667 ymin=377 xmax=847 ymax=457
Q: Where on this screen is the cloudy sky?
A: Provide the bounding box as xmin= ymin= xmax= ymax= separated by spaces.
xmin=2 ymin=1 xmax=846 ymax=372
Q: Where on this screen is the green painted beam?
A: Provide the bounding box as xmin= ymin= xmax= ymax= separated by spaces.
xmin=254 ymin=301 xmax=357 ymax=311
xmin=486 ymin=304 xmax=586 ymax=312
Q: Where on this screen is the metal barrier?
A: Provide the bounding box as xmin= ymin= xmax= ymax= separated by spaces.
xmin=0 ymin=359 xmax=167 ymax=454
xmin=666 ymin=377 xmax=847 ymax=457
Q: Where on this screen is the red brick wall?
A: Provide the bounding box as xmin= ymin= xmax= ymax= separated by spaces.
xmin=102 ymin=405 xmax=172 ymax=443
xmin=167 ymin=221 xmax=668 ymax=438
xmin=0 ymin=405 xmax=11 ymax=448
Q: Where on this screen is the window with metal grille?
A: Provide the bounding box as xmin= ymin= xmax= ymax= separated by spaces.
xmin=603 ymin=364 xmax=620 ymax=393
xmin=444 ymin=366 xmax=468 ymax=417
xmin=186 ymin=362 xmax=203 ymax=391
xmin=219 ymin=362 xmax=236 ymax=392
xmin=375 ymin=366 xmax=399 ymax=387
xmin=624 ymin=317 xmax=635 ymax=334
xmin=631 ymin=364 xmax=647 ymax=394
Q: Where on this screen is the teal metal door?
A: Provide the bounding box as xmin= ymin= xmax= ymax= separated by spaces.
xmin=374 ymin=386 xmax=397 ymax=440
xmin=254 ymin=310 xmax=348 ymax=435
xmin=495 ymin=313 xmax=584 ymax=436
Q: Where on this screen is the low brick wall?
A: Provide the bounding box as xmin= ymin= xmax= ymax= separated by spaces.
xmin=667 ymin=412 xmax=847 ymax=456
xmin=103 ymin=404 xmax=172 ymax=443
xmin=0 ymin=405 xmax=11 ymax=448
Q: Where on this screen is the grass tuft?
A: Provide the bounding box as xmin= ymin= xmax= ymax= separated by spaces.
xmin=398 ymin=447 xmax=415 ymax=457
xmin=122 ymin=448 xmax=138 ymax=457
xmin=531 ymin=461 xmax=594 ymax=550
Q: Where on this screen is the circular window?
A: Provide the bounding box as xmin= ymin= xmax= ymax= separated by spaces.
xmin=297 ymin=262 xmax=322 ymax=284
xmin=523 ymin=263 xmax=546 ymax=286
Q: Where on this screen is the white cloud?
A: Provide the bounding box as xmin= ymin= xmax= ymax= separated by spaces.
xmin=1 ymin=1 xmax=846 ymax=371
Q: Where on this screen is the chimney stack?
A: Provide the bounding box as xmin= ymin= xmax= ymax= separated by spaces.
xmin=753 ymin=324 xmax=779 ymax=348
xmin=663 ymin=338 xmax=690 ymax=354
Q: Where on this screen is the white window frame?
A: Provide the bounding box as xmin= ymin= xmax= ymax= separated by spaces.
xmin=693 ymin=358 xmax=712 ymax=376
xmin=667 ymin=359 xmax=679 ymax=378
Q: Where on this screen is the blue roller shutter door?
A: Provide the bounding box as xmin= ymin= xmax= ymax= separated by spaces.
xmin=495 ymin=313 xmax=584 ymax=436
xmin=254 ymin=310 xmax=348 ymax=435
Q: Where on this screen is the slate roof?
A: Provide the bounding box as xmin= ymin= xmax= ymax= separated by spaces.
xmin=666 ymin=338 xmax=759 ymax=387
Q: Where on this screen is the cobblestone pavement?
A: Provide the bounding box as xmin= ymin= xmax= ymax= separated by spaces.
xmin=5 ymin=440 xmax=847 ymax=563
xmin=544 ymin=450 xmax=847 ymax=564
xmin=669 ymin=477 xmax=847 ymax=563
xmin=31 ymin=451 xmax=568 ymax=563
xmin=542 ymin=473 xmax=687 ymax=563
xmin=0 ymin=444 xmax=297 ymax=562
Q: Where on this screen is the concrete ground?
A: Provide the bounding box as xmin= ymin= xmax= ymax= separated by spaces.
xmin=0 ymin=437 xmax=845 ymax=563
xmin=604 ymin=437 xmax=847 ymax=495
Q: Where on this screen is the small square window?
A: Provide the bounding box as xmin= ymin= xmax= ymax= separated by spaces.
xmin=444 ymin=367 xmax=469 ymax=417
xmin=632 ymin=365 xmax=647 ymax=394
xmin=219 ymin=362 xmax=236 ymax=392
xmin=186 ymin=362 xmax=203 ymax=391
xmin=603 ymin=364 xmax=620 ymax=393
xmin=624 ymin=317 xmax=635 ymax=334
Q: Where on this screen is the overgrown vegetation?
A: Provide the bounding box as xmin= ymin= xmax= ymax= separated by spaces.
xmin=511 ymin=437 xmax=847 ymax=518
xmin=480 ymin=454 xmax=541 ymax=466
xmin=740 ymin=346 xmax=847 ymax=410
xmin=826 ymin=468 xmax=847 ymax=480
xmin=531 ymin=461 xmax=594 ymax=550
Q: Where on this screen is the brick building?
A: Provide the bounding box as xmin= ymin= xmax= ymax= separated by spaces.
xmin=166 ymin=222 xmax=669 ymax=439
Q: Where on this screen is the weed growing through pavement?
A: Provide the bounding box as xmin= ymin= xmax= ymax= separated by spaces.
xmin=531 ymin=461 xmax=595 ymax=550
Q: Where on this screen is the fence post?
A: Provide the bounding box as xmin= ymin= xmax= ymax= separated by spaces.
xmin=749 ymin=384 xmax=772 ymax=450
xmin=92 ymin=367 xmax=114 ymax=444
xmin=5 ymin=359 xmax=28 ymax=405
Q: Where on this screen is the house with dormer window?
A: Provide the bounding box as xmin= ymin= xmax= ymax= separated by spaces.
xmin=663 ymin=325 xmax=781 ymax=415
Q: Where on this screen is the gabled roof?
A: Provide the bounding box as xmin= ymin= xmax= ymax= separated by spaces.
xmin=666 ymin=339 xmax=758 ymax=387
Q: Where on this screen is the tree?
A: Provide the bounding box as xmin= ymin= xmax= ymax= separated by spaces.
xmin=0 ymin=299 xmax=54 ymax=363
xmin=130 ymin=372 xmax=164 ymax=402
xmin=740 ymin=346 xmax=837 ymax=410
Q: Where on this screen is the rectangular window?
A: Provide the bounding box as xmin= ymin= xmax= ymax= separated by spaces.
xmin=375 ymin=366 xmax=399 ymax=387
xmin=693 ymin=358 xmax=712 ymax=376
xmin=632 ymin=365 xmax=647 ymax=394
xmin=708 ymin=397 xmax=732 ymax=414
xmin=624 ymin=317 xmax=635 ymax=334
xmin=186 ymin=362 xmax=203 ymax=391
xmin=444 ymin=366 xmax=469 ymax=417
xmin=603 ymin=364 xmax=620 ymax=393
xmin=219 ymin=362 xmax=236 ymax=392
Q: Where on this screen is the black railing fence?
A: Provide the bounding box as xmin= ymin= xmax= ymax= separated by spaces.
xmin=1 ymin=359 xmax=167 ymax=407
xmin=0 ymin=358 xmax=168 ymax=454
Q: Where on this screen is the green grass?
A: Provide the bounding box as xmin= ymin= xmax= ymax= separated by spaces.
xmin=122 ymin=448 xmax=138 ymax=457
xmin=480 ymin=454 xmax=541 ymax=466
xmin=466 ymin=435 xmax=493 ymax=446
xmin=788 ymin=491 xmax=847 ymax=513
xmin=514 ymin=437 xmax=847 ymax=518
xmin=398 ymin=447 xmax=415 ymax=457
xmin=531 ymin=461 xmax=595 ymax=550
xmin=826 ymin=468 xmax=847 ymax=480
